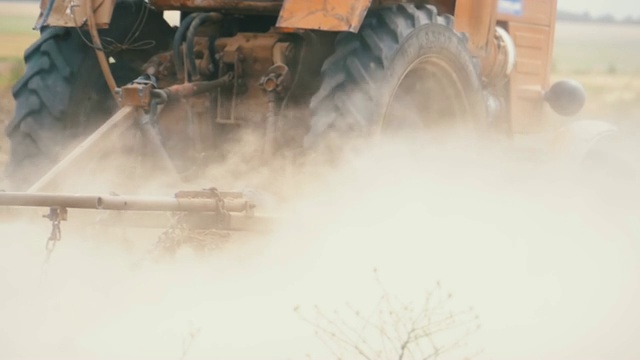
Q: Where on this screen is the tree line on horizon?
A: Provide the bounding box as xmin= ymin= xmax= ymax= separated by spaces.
xmin=557 ymin=10 xmax=640 ymax=25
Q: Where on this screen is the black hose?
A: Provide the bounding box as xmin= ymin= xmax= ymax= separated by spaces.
xmin=186 ymin=13 xmax=223 ymax=80
xmin=172 ymin=12 xmax=200 ymax=78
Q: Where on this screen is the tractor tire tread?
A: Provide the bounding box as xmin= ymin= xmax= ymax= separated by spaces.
xmin=306 ymin=4 xmax=472 ymax=148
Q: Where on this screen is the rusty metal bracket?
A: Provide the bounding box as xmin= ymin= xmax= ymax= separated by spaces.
xmin=259 ymin=43 xmax=292 ymax=157
xmin=260 ymin=64 xmax=291 ymax=94
xmin=216 ymin=45 xmax=244 ymax=124
xmin=116 ymin=74 xmax=158 ymax=110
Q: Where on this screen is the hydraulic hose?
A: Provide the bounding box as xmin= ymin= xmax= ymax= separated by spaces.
xmin=172 ymin=12 xmax=200 ymax=79
xmin=186 ymin=13 xmax=223 ymax=80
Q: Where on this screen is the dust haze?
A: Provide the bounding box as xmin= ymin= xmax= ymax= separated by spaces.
xmin=1 ymin=121 xmax=639 ymax=360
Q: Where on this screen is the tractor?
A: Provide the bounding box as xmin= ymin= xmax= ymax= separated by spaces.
xmin=0 ymin=0 xmax=602 ymax=247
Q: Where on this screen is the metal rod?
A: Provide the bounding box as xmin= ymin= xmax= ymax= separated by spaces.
xmin=84 ymin=0 xmax=119 ymax=101
xmin=264 ymin=91 xmax=278 ymax=157
xmin=27 ymin=106 xmax=139 ymax=193
xmin=156 ymin=73 xmax=233 ymax=101
xmin=0 ymin=192 xmax=251 ymax=213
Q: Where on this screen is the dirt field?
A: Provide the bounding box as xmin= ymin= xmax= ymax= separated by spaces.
xmin=552 ymin=21 xmax=640 ymax=120
xmin=0 ymin=1 xmax=39 ymax=58
xmin=1 ymin=4 xmax=640 ymax=360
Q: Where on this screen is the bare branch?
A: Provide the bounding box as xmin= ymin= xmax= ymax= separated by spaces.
xmin=297 ymin=270 xmax=481 ymax=360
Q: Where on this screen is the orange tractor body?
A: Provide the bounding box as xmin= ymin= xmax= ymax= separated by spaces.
xmin=0 ymin=0 xmax=594 ymax=237
xmin=34 ymin=0 xmax=567 ymax=145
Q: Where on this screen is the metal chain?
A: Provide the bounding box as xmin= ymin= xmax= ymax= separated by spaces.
xmin=38 ymin=207 xmax=67 ymax=285
xmin=42 ymin=207 xmax=66 ymax=265
xmin=152 ymin=212 xmax=231 ymax=257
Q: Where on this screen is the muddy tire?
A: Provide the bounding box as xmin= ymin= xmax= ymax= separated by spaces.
xmin=305 ymin=4 xmax=485 ymax=152
xmin=4 ymin=0 xmax=173 ymax=190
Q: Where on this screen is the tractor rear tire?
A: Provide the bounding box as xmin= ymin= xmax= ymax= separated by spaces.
xmin=305 ymin=4 xmax=485 ymax=153
xmin=4 ymin=0 xmax=173 ymax=190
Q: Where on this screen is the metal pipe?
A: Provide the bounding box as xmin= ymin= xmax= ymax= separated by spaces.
xmin=155 ymin=73 xmax=233 ymax=100
xmin=0 ymin=193 xmax=102 ymax=209
xmin=0 ymin=192 xmax=251 ymax=213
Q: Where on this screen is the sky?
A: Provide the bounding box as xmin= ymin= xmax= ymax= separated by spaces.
xmin=558 ymin=0 xmax=639 ymax=18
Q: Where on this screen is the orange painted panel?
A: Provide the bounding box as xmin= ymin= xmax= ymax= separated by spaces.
xmin=454 ymin=0 xmax=498 ymax=56
xmin=497 ymin=0 xmax=557 ymax=133
xmin=508 ymin=22 xmax=553 ymax=133
xmin=276 ymin=0 xmax=372 ymax=32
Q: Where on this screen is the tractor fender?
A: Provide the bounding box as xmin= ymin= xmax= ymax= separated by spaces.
xmin=276 ymin=0 xmax=372 ymax=32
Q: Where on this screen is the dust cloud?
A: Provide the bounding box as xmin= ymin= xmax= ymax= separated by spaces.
xmin=1 ymin=126 xmax=639 ymax=360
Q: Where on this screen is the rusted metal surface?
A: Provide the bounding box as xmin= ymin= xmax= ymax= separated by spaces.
xmin=27 ymin=106 xmax=139 ymax=193
xmin=214 ymin=32 xmax=290 ymax=125
xmin=144 ymin=51 xmax=175 ymax=80
xmin=160 ymin=73 xmax=234 ymax=100
xmin=119 ymin=83 xmax=153 ymax=108
xmin=37 ymin=0 xmax=115 ymax=28
xmin=148 ymin=0 xmax=283 ymax=13
xmin=276 ymin=0 xmax=372 ymax=32
xmin=119 ymin=74 xmax=233 ymax=104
